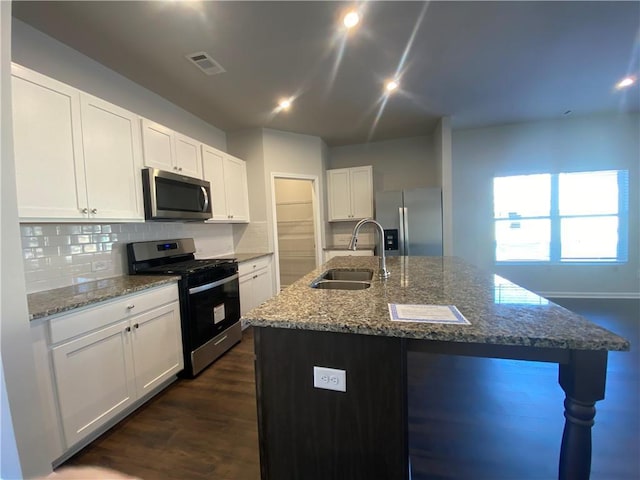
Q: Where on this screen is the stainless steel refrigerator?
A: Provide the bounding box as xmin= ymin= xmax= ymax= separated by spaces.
xmin=375 ymin=187 xmax=443 ymax=256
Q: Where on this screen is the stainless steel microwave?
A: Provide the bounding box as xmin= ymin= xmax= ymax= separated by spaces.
xmin=142 ymin=168 xmax=212 ymax=221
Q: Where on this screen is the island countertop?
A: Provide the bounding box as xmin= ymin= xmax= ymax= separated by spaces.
xmin=242 ymin=256 xmax=630 ymax=351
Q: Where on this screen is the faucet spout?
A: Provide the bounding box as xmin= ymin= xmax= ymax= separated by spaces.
xmin=349 ymin=218 xmax=390 ymax=279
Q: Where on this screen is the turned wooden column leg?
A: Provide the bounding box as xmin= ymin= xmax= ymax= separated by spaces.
xmin=558 ymin=350 xmax=608 ymax=480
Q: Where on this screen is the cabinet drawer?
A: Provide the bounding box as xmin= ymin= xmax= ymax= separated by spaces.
xmin=238 ymin=255 xmax=271 ymax=276
xmin=49 ymin=283 xmax=178 ymax=344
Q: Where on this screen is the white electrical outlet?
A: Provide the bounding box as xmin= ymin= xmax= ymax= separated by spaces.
xmin=313 ymin=366 xmax=346 ymax=392
xmin=91 ymin=260 xmax=109 ymax=272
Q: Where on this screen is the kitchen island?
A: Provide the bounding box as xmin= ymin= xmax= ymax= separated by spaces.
xmin=242 ymin=256 xmax=630 ymax=480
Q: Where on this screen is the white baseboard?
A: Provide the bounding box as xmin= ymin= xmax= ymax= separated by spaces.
xmin=539 ymin=291 xmax=640 ymax=300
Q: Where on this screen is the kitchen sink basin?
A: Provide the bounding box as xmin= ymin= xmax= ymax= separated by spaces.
xmin=319 ymin=269 xmax=374 ymax=282
xmin=310 ymin=280 xmax=371 ymax=290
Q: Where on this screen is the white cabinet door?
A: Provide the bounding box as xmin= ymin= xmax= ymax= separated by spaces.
xmin=202 ymin=146 xmax=250 ymax=223
xmin=140 ymin=119 xmax=174 ymax=172
xmin=239 ymin=256 xmax=274 ymax=315
xmin=141 ymin=119 xmax=203 ymax=179
xmin=131 ymin=302 xmax=183 ymax=398
xmin=174 ymin=133 xmax=203 ymax=179
xmin=12 ymin=65 xmax=87 ymax=220
xmin=202 ymin=145 xmax=229 ymax=221
xmin=327 ymin=168 xmax=352 ymax=221
xmin=239 ymin=272 xmax=253 ymax=316
xmin=253 ymin=265 xmax=274 ymax=307
xmin=81 ymin=94 xmax=144 ymax=221
xmin=224 ymin=154 xmax=250 ymax=222
xmin=51 ymin=320 xmax=136 ymax=448
xmin=349 ymin=166 xmax=374 ymax=219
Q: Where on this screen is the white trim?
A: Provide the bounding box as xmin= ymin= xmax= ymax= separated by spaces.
xmin=538 ymin=291 xmax=640 ymax=300
xmin=270 ymin=173 xmax=323 ymax=293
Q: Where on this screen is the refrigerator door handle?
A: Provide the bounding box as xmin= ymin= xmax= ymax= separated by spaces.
xmin=398 ymin=207 xmax=405 ymax=255
xmin=403 ymin=207 xmax=410 ymax=255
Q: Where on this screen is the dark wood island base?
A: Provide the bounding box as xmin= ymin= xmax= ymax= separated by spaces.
xmin=254 ymin=327 xmax=610 ymax=480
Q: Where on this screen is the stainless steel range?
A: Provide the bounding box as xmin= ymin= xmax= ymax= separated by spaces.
xmin=127 ymin=238 xmax=241 ymax=377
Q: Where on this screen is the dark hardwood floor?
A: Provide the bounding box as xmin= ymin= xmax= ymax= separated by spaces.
xmin=64 ymin=299 xmax=638 ymax=480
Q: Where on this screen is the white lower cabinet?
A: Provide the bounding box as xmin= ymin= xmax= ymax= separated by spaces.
xmin=52 ymin=319 xmax=136 ymax=447
xmin=36 ymin=283 xmax=182 ymax=458
xmin=239 ymin=256 xmax=274 ymax=316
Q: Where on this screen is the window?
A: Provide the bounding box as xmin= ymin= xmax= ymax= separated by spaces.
xmin=493 ymin=170 xmax=628 ymax=264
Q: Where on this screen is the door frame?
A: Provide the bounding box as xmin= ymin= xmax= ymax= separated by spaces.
xmin=270 ymin=172 xmax=323 ymax=293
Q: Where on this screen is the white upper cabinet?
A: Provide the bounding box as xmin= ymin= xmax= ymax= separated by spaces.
xmin=327 ymin=166 xmax=373 ymax=221
xmin=80 ymin=94 xmax=144 ymax=220
xmin=11 ymin=64 xmax=144 ymax=222
xmin=202 ymin=145 xmax=250 ymax=223
xmin=141 ymin=118 xmax=203 ymax=179
xmin=12 ymin=65 xmax=87 ymax=220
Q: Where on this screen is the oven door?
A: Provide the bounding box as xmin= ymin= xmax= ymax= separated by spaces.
xmin=186 ymin=273 xmax=240 ymax=350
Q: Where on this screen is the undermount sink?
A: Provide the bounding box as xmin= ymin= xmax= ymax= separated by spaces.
xmin=310 ymin=269 xmax=373 ymax=290
xmin=310 ymin=280 xmax=371 ymax=290
xmin=319 ymin=269 xmax=374 ymax=282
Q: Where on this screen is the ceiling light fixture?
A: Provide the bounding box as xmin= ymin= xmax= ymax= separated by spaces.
xmin=615 ymin=76 xmax=636 ymax=89
xmin=343 ymin=10 xmax=360 ymax=29
xmin=278 ymin=98 xmax=292 ymax=110
xmin=385 ymin=80 xmax=399 ymax=93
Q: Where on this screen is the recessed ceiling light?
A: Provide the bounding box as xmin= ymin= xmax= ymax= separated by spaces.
xmin=385 ymin=80 xmax=399 ymax=93
xmin=615 ymin=76 xmax=636 ymax=89
xmin=278 ymin=98 xmax=292 ymax=110
xmin=343 ymin=11 xmax=359 ymax=29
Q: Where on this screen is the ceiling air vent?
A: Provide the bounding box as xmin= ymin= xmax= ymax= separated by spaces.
xmin=186 ymin=52 xmax=226 ymax=76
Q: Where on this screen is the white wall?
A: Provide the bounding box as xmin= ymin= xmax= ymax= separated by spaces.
xmin=452 ymin=113 xmax=640 ymax=297
xmin=329 ymin=135 xmax=438 ymax=191
xmin=435 ymin=118 xmax=453 ymax=256
xmin=1 ymin=2 xmax=52 ymax=476
xmin=262 ymin=128 xmax=327 ymax=252
xmin=12 ymin=20 xmax=227 ymax=150
xmin=228 ymin=128 xmax=270 ymax=253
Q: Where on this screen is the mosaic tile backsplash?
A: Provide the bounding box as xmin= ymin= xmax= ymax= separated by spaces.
xmin=21 ymin=222 xmax=234 ymax=293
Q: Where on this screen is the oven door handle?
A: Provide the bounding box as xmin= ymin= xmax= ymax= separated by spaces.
xmin=188 ymin=273 xmax=239 ymax=295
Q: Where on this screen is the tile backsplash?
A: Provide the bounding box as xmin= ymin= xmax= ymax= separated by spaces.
xmin=21 ymin=222 xmax=234 ymax=293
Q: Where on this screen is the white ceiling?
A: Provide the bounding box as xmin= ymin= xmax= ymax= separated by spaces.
xmin=11 ymin=1 xmax=640 ymax=146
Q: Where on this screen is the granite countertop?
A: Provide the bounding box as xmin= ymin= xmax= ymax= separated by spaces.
xmin=243 ymin=256 xmax=630 ymax=352
xmin=28 ymin=275 xmax=179 ymax=321
xmin=233 ymin=252 xmax=272 ymax=263
xmin=202 ymin=252 xmax=272 ymax=263
xmin=324 ymin=244 xmax=376 ymax=251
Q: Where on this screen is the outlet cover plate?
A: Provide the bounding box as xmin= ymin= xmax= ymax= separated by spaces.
xmin=313 ymin=366 xmax=346 ymax=392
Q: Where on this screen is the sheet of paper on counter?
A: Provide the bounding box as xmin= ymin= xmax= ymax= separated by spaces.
xmin=388 ymin=304 xmax=470 ymax=325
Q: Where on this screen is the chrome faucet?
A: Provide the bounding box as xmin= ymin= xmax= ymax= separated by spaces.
xmin=348 ymin=218 xmax=390 ymax=279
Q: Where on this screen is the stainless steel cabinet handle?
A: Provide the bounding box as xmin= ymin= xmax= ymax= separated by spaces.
xmin=133 ymin=323 xmax=139 ymax=329
xmin=126 ymin=304 xmax=135 ymax=310
xmin=125 ymin=326 xmax=131 ymax=332
xmin=81 ymin=207 xmax=88 ymax=214
xmin=178 ymin=167 xmax=183 ymax=171
xmin=90 ymin=208 xmax=97 ymax=214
